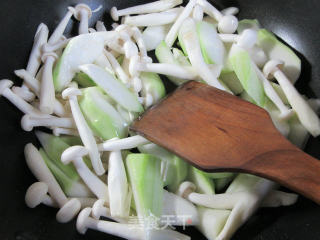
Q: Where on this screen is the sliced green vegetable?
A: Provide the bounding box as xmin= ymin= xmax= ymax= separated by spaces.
xmin=79 ymin=87 xmax=128 ymax=140
xmin=197 ymin=21 xmax=226 ymax=65
xmin=39 ymin=149 xmax=92 ymax=198
xmin=204 ymin=173 xmax=235 ymax=179
xmin=138 ymin=143 xmax=188 ymax=192
xmin=288 ymin=115 xmax=310 ymax=149
xmin=155 ymin=41 xmax=188 ymax=85
xmin=73 ymin=72 xmax=96 ymax=88
xmin=197 ymin=207 xmax=230 ymax=240
xmin=215 ymin=177 xmax=234 ymax=192
xmin=140 ymin=72 xmax=166 ymax=104
xmin=125 ymin=153 xmax=163 ymax=220
xmin=53 ymin=32 xmax=113 ymax=92
xmin=237 ymin=19 xmax=260 ymax=34
xmin=60 ymin=136 xmax=83 ymax=146
xmin=257 ymin=29 xmax=301 ymax=83
xmin=229 ymin=45 xmax=266 ymax=106
xmin=188 ymin=167 xmax=215 ymax=194
xmin=79 ymin=64 xmax=144 ymax=113
xmin=36 ymin=131 xmax=79 ymax=181
xmin=220 ymin=72 xmax=244 ymax=95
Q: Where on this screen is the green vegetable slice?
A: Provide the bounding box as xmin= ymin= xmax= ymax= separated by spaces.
xmin=188 ymin=167 xmax=215 ymax=194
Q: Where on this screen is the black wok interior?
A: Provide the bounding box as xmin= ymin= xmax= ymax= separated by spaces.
xmin=0 ymin=0 xmax=319 ymax=239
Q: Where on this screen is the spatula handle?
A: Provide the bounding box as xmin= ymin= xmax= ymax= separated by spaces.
xmin=244 ymin=149 xmax=320 ymax=204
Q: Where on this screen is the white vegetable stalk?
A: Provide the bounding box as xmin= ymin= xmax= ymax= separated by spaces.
xmin=0 ymin=79 xmax=47 ymax=117
xmin=179 ymin=18 xmax=227 ymax=91
xmin=24 ymin=143 xmax=81 ymax=223
xmin=62 ymin=87 xmax=105 ymax=175
xmin=165 ymin=0 xmax=197 ymax=47
xmin=104 ymin=50 xmax=130 ymax=85
xmin=53 ymin=127 xmax=79 ymax=136
xmin=12 ymin=86 xmax=35 ymax=102
xmin=21 ymin=114 xmax=75 ymax=132
xmin=26 ymin=23 xmax=49 ymax=77
xmin=142 ymin=25 xmax=170 ymax=51
xmin=192 ymin=5 xmax=204 ymax=21
xmin=108 ymin=148 xmax=131 ymax=218
xmin=39 ymin=52 xmax=57 ymax=114
xmin=197 ymin=0 xmax=238 ymax=34
xmin=48 ymin=7 xmax=74 ymax=45
xmin=61 ymin=146 xmax=109 ymax=201
xmin=263 ymin=60 xmax=320 ymax=137
xmin=110 ymin=0 xmax=183 ymax=21
xmin=77 ymin=208 xmax=191 ymax=240
xmin=14 ymin=69 xmax=67 ymax=117
xmin=94 ymin=54 xmax=113 ymax=71
xmin=98 ymin=135 xmax=150 ymax=151
xmin=129 ymin=56 xmax=198 ymax=80
xmin=96 ymin=21 xmax=107 ymax=32
xmin=124 ymin=8 xmax=183 ymax=27
xmin=72 ymin=4 xmax=92 ymax=34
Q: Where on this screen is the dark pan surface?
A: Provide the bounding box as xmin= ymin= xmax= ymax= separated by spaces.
xmin=0 ymin=0 xmax=319 ymax=239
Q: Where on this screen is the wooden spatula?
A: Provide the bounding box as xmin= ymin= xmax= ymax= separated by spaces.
xmin=131 ymin=81 xmax=320 ymax=204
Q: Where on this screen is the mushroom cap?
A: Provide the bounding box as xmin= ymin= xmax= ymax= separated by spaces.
xmin=76 ymin=207 xmax=92 ymax=234
xmin=25 ymin=182 xmax=49 ymax=208
xmin=91 ymin=199 xmax=106 ymax=219
xmin=176 ymin=181 xmax=196 ymax=199
xmin=74 ymin=4 xmax=92 ymax=20
xmin=62 ymin=87 xmax=82 ymax=100
xmin=0 ymin=79 xmax=13 ymax=95
xmin=110 ymin=7 xmax=119 ymax=22
xmin=61 ymin=146 xmax=89 ymax=165
xmin=21 ymin=114 xmax=34 ymax=132
xmin=263 ymin=59 xmax=285 ymax=80
xmin=218 ymin=15 xmax=238 ymax=34
xmin=56 ymin=198 xmax=81 ymax=223
xmin=237 ymin=29 xmax=258 ymax=50
xmin=129 ymin=55 xmax=141 ymax=77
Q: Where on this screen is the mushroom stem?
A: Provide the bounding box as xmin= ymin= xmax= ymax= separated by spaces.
xmin=53 ymin=127 xmax=79 ymax=136
xmin=96 ymin=21 xmax=107 ymax=32
xmin=130 ymin=27 xmax=151 ymax=62
xmin=104 ymin=50 xmax=130 ymax=84
xmin=116 ymin=28 xmax=139 ymax=59
xmin=179 ymin=18 xmax=227 ymax=91
xmin=73 ymin=4 xmax=93 ymax=35
xmin=61 ymin=146 xmax=109 ymax=201
xmin=39 ymin=52 xmax=57 ymax=114
xmin=197 ymin=0 xmax=223 ymax=21
xmin=192 ymin=5 xmax=204 ymax=21
xmin=98 ymin=135 xmax=149 ymax=152
xmin=42 ymin=38 xmax=70 ymax=53
xmin=221 ymin=7 xmax=239 ymax=16
xmin=263 ymin=60 xmax=320 ymax=136
xmin=0 ymin=80 xmax=47 ymax=117
xmin=26 ymin=23 xmax=49 ymax=77
xmin=25 ymin=182 xmax=58 ymax=208
xmin=21 ymin=114 xmax=75 ymax=132
xmin=14 ymin=69 xmax=67 ymax=117
xmin=165 ymin=0 xmax=197 ymax=47
xmin=92 ymin=199 xmax=127 ymax=223
xmin=129 ymin=57 xmax=198 ymax=80
xmin=124 ymin=8 xmax=183 ymax=27
xmin=48 ymin=8 xmax=73 ymax=44
xmin=253 ymin=64 xmax=293 ymax=120
xmin=62 ymin=87 xmax=105 ymax=175
xmin=24 ymin=143 xmax=68 ymax=207
xmin=110 ymin=0 xmax=183 ymax=21
xmin=12 ymin=86 xmax=36 ymax=102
